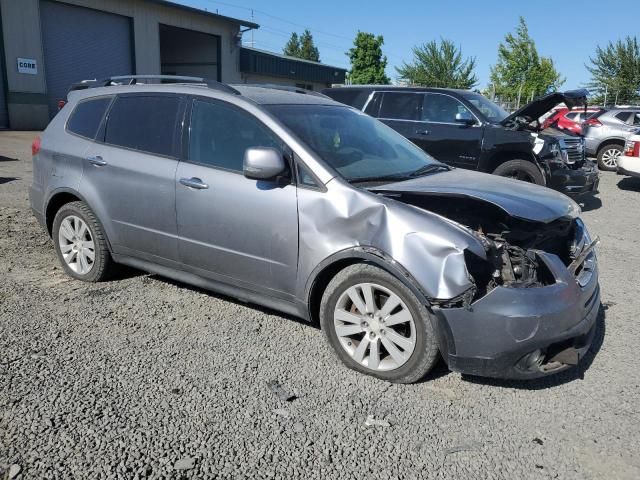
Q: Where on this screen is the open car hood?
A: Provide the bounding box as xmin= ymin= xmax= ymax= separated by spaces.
xmin=500 ymin=89 xmax=589 ymax=126
xmin=370 ymin=169 xmax=580 ymax=224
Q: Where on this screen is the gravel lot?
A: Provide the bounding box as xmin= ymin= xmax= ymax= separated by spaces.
xmin=1 ymin=130 xmax=640 ymax=479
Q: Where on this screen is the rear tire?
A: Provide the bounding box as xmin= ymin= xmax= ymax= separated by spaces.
xmin=319 ymin=264 xmax=439 ymax=384
xmin=52 ymin=201 xmax=114 ymax=282
xmin=492 ymin=159 xmax=545 ymax=185
xmin=597 ymin=144 xmax=622 ymax=171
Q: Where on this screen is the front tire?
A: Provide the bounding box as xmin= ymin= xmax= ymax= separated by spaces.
xmin=492 ymin=159 xmax=545 ymax=185
xmin=597 ymin=144 xmax=622 ymax=171
xmin=319 ymin=264 xmax=439 ymax=383
xmin=52 ymin=201 xmax=114 ymax=282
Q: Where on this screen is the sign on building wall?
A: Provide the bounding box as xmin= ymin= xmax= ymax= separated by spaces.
xmin=17 ymin=58 xmax=38 ymax=75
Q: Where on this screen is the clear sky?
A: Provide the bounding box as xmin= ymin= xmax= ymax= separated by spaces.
xmin=177 ymin=0 xmax=639 ymax=90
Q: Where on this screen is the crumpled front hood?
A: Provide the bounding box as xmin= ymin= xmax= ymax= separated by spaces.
xmin=370 ymin=169 xmax=580 ymax=224
xmin=501 ymin=89 xmax=589 ymax=125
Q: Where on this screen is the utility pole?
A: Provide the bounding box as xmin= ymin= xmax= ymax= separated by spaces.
xmin=603 ymin=84 xmax=608 ymax=107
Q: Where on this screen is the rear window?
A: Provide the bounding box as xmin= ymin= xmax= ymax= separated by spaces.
xmin=66 ymin=97 xmax=111 ymax=139
xmin=104 ymin=95 xmax=181 ymax=157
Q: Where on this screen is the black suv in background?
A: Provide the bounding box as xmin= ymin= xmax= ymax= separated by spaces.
xmin=322 ymin=86 xmax=599 ymax=196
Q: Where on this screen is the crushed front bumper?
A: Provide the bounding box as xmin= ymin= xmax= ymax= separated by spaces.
xmin=433 ymin=251 xmax=600 ymax=380
xmin=547 ymin=160 xmax=599 ymax=196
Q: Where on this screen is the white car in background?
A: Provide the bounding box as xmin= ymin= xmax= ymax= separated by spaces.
xmin=618 ymin=131 xmax=640 ymax=178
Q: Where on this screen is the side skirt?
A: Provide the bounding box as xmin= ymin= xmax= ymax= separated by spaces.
xmin=112 ymin=253 xmax=309 ymax=321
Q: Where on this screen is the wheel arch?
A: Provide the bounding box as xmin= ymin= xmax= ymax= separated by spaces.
xmin=304 ymin=246 xmax=454 ymax=359
xmin=44 ymin=188 xmax=114 ymax=253
xmin=596 ymin=138 xmax=626 ymax=153
xmin=484 ymin=150 xmax=540 ymax=173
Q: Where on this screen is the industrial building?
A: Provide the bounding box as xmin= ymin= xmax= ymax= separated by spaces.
xmin=0 ymin=0 xmax=347 ymax=130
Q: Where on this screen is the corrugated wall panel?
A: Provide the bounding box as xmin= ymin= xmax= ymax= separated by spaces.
xmin=40 ymin=0 xmax=133 ymax=118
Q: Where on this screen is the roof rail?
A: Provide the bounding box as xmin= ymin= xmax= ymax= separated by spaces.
xmin=240 ymin=83 xmax=330 ymax=99
xmin=68 ymin=75 xmax=240 ymax=95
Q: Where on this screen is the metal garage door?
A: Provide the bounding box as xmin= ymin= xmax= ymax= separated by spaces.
xmin=40 ymin=0 xmax=133 ymax=118
xmin=0 ymin=68 xmax=7 ymax=129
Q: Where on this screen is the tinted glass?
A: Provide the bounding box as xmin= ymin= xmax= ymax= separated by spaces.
xmin=189 ymin=99 xmax=281 ymax=172
xmin=422 ymin=93 xmax=473 ymax=123
xmin=460 ymin=92 xmax=509 ymax=122
xmin=105 ymin=95 xmax=181 ymax=157
xmin=565 ymin=112 xmax=580 ymax=120
xmin=323 ymin=89 xmax=371 ymax=110
xmin=267 ymin=105 xmax=437 ymax=182
xmin=632 ymin=113 xmax=640 ymax=126
xmin=615 ymin=112 xmax=632 ymax=122
xmin=378 ymin=93 xmax=421 ymax=120
xmin=297 ymin=163 xmax=319 ymax=188
xmin=67 ymin=97 xmax=111 ymax=139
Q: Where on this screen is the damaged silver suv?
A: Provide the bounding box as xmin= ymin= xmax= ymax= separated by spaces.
xmin=30 ymin=76 xmax=600 ymax=383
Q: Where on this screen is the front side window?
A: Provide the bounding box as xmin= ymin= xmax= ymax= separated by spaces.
xmin=460 ymin=92 xmax=509 ymax=123
xmin=105 ymin=95 xmax=181 ymax=157
xmin=188 ymin=99 xmax=282 ymax=172
xmin=67 ymin=97 xmax=112 ymax=139
xmin=267 ymin=104 xmax=438 ymax=183
xmin=422 ymin=93 xmax=473 ymax=123
xmin=378 ymin=93 xmax=422 ymax=120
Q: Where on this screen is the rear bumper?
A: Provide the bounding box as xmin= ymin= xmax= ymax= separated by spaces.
xmin=433 ymin=251 xmax=600 ymax=380
xmin=547 ymin=160 xmax=599 ymax=196
xmin=617 ymin=157 xmax=640 ymax=178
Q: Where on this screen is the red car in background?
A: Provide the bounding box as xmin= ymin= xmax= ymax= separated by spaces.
xmin=543 ymin=107 xmax=601 ymax=134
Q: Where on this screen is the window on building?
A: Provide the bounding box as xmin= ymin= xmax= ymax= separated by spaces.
xmin=189 ymin=99 xmax=282 ymax=172
xmin=67 ymin=97 xmax=112 ymax=140
xmin=378 ymin=92 xmax=422 ymax=120
xmin=105 ymin=95 xmax=181 ymax=157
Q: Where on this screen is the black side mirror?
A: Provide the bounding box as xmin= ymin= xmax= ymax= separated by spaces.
xmin=455 ymin=112 xmax=476 ymax=126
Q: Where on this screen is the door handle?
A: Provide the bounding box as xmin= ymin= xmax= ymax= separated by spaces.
xmin=415 ymin=129 xmax=430 ymax=136
xmin=86 ymin=155 xmax=107 ymax=166
xmin=179 ymin=177 xmax=209 ymax=190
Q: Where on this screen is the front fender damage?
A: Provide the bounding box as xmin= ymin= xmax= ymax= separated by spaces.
xmin=297 ymin=180 xmax=485 ymax=305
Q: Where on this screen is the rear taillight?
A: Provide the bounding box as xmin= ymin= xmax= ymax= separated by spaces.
xmin=624 ymin=141 xmax=640 ymax=157
xmin=584 ymin=118 xmax=602 ymax=127
xmin=32 ymin=136 xmax=41 ymax=156
xmin=57 ymin=100 xmax=66 ymax=110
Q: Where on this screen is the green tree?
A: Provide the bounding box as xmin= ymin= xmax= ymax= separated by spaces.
xmin=299 ymin=29 xmax=320 ymax=62
xmin=396 ymin=39 xmax=477 ymax=89
xmin=347 ymin=31 xmax=390 ymax=85
xmin=488 ymin=17 xmax=564 ymax=102
xmin=283 ymin=30 xmax=320 ymax=62
xmin=283 ymin=32 xmax=301 ymax=58
xmin=586 ymin=36 xmax=640 ymax=105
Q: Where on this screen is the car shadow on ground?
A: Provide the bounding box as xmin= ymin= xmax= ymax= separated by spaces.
xmin=0 ymin=177 xmax=19 ymax=185
xmin=577 ymin=194 xmax=602 ymax=212
xmin=0 ymin=155 xmax=19 ymax=162
xmin=617 ymin=176 xmax=640 ymax=192
xmin=460 ymin=303 xmax=607 ymax=390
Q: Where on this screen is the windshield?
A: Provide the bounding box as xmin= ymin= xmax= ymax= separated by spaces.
xmin=461 ymin=92 xmax=509 ymax=123
xmin=266 ymin=104 xmax=438 ymax=182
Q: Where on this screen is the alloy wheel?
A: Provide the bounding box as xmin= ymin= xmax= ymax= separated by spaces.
xmin=601 ymin=148 xmax=621 ymax=168
xmin=333 ymin=282 xmax=416 ymax=371
xmin=57 ymin=215 xmax=95 ymax=275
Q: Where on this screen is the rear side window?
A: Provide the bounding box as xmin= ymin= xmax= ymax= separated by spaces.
xmin=67 ymin=97 xmax=111 ymax=139
xmin=105 ymin=95 xmax=181 ymax=157
xmin=378 ymin=93 xmax=422 ymax=120
xmin=615 ymin=112 xmax=632 ymax=123
xmin=632 ymin=112 xmax=640 ymax=126
xmin=188 ymin=99 xmax=282 ymax=172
